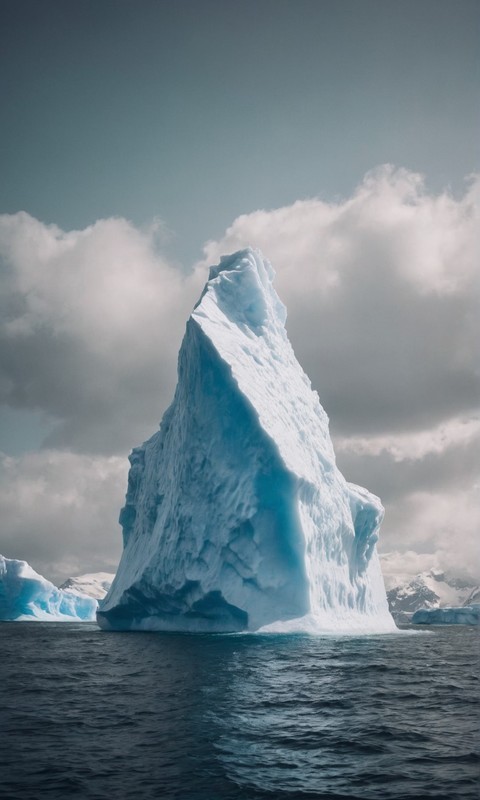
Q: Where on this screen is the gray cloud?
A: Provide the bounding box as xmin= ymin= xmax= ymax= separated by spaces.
xmin=198 ymin=166 xmax=479 ymax=581
xmin=334 ymin=421 xmax=480 ymax=504
xmin=0 ymin=450 xmax=125 ymax=584
xmin=200 ymin=166 xmax=479 ymax=437
xmin=335 ymin=425 xmax=480 ymax=581
xmin=0 ymin=213 xmax=203 ymax=454
xmin=378 ymin=486 xmax=479 ymax=584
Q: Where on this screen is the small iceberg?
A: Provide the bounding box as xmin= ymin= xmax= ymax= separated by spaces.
xmin=412 ymin=605 xmax=480 ymax=625
xmin=0 ymin=555 xmax=98 ymax=621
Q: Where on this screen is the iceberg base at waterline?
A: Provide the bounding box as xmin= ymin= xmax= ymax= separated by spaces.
xmin=99 ymin=248 xmax=396 ymax=635
xmin=0 ymin=555 xmax=98 ymax=621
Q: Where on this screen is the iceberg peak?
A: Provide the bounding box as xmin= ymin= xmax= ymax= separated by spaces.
xmin=196 ymin=247 xmax=287 ymax=332
xmin=98 ymin=249 xmax=395 ymax=634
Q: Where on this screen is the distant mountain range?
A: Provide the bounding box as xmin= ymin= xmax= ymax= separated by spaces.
xmin=387 ymin=568 xmax=480 ymax=622
xmin=60 ymin=572 xmax=114 ymax=600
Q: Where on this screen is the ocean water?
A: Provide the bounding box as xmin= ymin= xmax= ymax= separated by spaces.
xmin=0 ymin=624 xmax=478 ymax=800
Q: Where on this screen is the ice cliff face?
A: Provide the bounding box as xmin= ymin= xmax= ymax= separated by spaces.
xmin=98 ymin=249 xmax=395 ymax=633
xmin=0 ymin=556 xmax=97 ymax=621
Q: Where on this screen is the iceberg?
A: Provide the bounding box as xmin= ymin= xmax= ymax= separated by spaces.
xmin=0 ymin=555 xmax=97 ymax=621
xmin=412 ymin=605 xmax=480 ymax=625
xmin=98 ymin=248 xmax=395 ymax=634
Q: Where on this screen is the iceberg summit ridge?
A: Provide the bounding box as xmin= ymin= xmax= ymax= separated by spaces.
xmin=98 ymin=248 xmax=396 ymax=633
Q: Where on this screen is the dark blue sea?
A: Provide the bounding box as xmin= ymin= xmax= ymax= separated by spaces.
xmin=0 ymin=623 xmax=478 ymax=800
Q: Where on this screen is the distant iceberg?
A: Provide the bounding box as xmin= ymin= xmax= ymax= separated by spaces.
xmin=0 ymin=555 xmax=97 ymax=621
xmin=98 ymin=248 xmax=396 ymax=634
xmin=412 ymin=605 xmax=480 ymax=625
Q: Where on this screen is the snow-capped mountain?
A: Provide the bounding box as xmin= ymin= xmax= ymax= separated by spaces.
xmin=60 ymin=572 xmax=114 ymax=600
xmin=387 ymin=568 xmax=480 ymax=620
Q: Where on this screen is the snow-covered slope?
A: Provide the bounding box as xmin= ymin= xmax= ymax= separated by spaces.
xmin=465 ymin=587 xmax=480 ymax=605
xmin=0 ymin=555 xmax=97 ymax=621
xmin=60 ymin=572 xmax=114 ymax=600
xmin=98 ymin=248 xmax=395 ymax=634
xmin=387 ymin=569 xmax=480 ymax=620
xmin=412 ymin=605 xmax=480 ymax=625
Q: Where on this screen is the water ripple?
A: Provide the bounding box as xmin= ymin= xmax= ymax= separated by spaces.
xmin=0 ymin=623 xmax=478 ymax=799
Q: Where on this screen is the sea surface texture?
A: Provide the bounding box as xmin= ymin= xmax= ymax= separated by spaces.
xmin=1 ymin=624 xmax=478 ymax=800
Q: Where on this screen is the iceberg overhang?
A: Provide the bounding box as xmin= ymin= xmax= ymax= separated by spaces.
xmin=98 ymin=248 xmax=396 ymax=633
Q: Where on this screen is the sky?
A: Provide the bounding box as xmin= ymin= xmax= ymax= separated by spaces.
xmin=0 ymin=0 xmax=478 ymax=586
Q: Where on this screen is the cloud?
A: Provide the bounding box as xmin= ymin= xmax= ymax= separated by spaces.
xmin=0 ymin=167 xmax=478 ymax=582
xmin=378 ymin=486 xmax=479 ymax=584
xmin=380 ymin=550 xmax=446 ymax=591
xmin=333 ymin=418 xmax=480 ymax=582
xmin=379 ymin=551 xmax=443 ymax=591
xmin=0 ymin=449 xmax=126 ymax=583
xmin=334 ymin=415 xmax=480 ymax=502
xmin=199 ymin=165 xmax=480 ymax=437
xmin=197 ymin=166 xmax=479 ymax=581
xmin=335 ymin=415 xmax=480 ymax=463
xmin=0 ymin=213 xmax=204 ymax=454
xmin=1 ymin=168 xmax=477 ymax=450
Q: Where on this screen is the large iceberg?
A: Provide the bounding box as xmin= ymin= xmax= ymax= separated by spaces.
xmin=0 ymin=555 xmax=97 ymax=621
xmin=98 ymin=249 xmax=395 ymax=634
